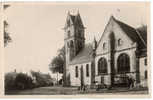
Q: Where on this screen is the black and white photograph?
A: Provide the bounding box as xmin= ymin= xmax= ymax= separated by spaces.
xmin=3 ymin=2 xmax=150 ymax=97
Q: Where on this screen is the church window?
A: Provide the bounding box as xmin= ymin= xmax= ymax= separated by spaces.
xmin=68 ymin=31 xmax=70 ymax=37
xmin=98 ymin=57 xmax=107 ymax=74
xmin=117 ymin=53 xmax=130 ymax=73
xmin=67 ymin=20 xmax=70 ymax=27
xmin=86 ymin=64 xmax=89 ymax=77
xmin=103 ymin=42 xmax=106 ymax=49
xmin=78 ymin=42 xmax=82 ymax=50
xmin=101 ymin=77 xmax=104 ymax=84
xmin=144 ymin=58 xmax=147 ymax=66
xmin=67 ymin=42 xmax=70 ymax=48
xmin=145 ymin=70 xmax=147 ymax=79
xmin=75 ymin=66 xmax=78 ymax=78
xmin=70 ymin=40 xmax=74 ymax=48
xmin=78 ymin=31 xmax=81 ymax=37
xmin=118 ymin=39 xmax=122 ymax=46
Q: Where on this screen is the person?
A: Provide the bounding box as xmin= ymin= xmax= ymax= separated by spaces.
xmin=128 ymin=76 xmax=132 ymax=89
xmin=83 ymin=85 xmax=86 ymax=91
xmin=128 ymin=75 xmax=135 ymax=89
xmin=131 ymin=77 xmax=135 ymax=88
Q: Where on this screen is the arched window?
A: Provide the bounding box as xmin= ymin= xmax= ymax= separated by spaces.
xmin=78 ymin=30 xmax=82 ymax=37
xmin=144 ymin=58 xmax=147 ymax=66
xmin=78 ymin=31 xmax=81 ymax=37
xmin=118 ymin=39 xmax=122 ymax=46
xmin=86 ymin=64 xmax=89 ymax=77
xmin=68 ymin=31 xmax=70 ymax=37
xmin=145 ymin=70 xmax=147 ymax=79
xmin=78 ymin=42 xmax=82 ymax=50
xmin=70 ymin=40 xmax=74 ymax=48
xmin=98 ymin=57 xmax=107 ymax=74
xmin=103 ymin=42 xmax=106 ymax=49
xmin=67 ymin=42 xmax=70 ymax=48
xmin=117 ymin=53 xmax=130 ymax=73
xmin=75 ymin=66 xmax=78 ymax=78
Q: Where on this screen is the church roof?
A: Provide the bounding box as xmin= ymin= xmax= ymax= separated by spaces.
xmin=69 ymin=43 xmax=93 ymax=65
xmin=70 ymin=15 xmax=76 ymax=23
xmin=97 ymin=16 xmax=147 ymax=50
xmin=64 ymin=12 xmax=84 ymax=29
xmin=136 ymin=25 xmax=147 ymax=44
xmin=115 ymin=18 xmax=147 ymax=49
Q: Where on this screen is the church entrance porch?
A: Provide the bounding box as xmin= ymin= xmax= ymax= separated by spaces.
xmin=95 ymin=72 xmax=137 ymax=90
xmin=95 ymin=52 xmax=137 ymax=88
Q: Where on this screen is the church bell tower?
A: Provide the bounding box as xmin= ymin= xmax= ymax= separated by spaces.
xmin=63 ymin=11 xmax=85 ymax=86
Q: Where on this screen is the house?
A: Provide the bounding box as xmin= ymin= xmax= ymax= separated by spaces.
xmin=63 ymin=11 xmax=147 ymax=88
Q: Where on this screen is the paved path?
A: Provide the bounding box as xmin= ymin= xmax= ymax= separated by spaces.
xmin=5 ymin=86 xmax=148 ymax=95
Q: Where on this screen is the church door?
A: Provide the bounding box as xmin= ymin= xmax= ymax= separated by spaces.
xmin=101 ymin=76 xmax=104 ymax=84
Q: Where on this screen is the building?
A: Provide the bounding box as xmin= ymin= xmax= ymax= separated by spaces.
xmin=63 ymin=11 xmax=147 ymax=88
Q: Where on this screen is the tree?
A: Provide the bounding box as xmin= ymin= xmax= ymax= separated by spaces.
xmin=30 ymin=70 xmax=53 ymax=87
xmin=49 ymin=56 xmax=64 ymax=73
xmin=14 ymin=73 xmax=33 ymax=89
xmin=3 ymin=5 xmax=12 ymax=47
xmin=58 ymin=46 xmax=65 ymax=62
xmin=137 ymin=24 xmax=147 ymax=35
xmin=5 ymin=71 xmax=17 ymax=90
xmin=5 ymin=71 xmax=35 ymax=91
xmin=3 ymin=5 xmax=10 ymax=10
xmin=49 ymin=46 xmax=65 ymax=74
xmin=4 ymin=20 xmax=12 ymax=47
xmin=137 ymin=24 xmax=147 ymax=44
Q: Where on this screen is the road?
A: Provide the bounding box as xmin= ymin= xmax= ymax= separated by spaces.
xmin=5 ymin=86 xmax=148 ymax=95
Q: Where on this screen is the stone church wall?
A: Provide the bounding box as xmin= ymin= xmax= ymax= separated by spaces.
xmin=69 ymin=62 xmax=92 ymax=86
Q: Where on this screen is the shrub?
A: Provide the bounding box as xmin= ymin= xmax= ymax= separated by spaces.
xmin=31 ymin=70 xmax=54 ymax=87
xmin=14 ymin=73 xmax=34 ymax=90
xmin=5 ymin=72 xmax=34 ymax=90
xmin=5 ymin=72 xmax=16 ymax=90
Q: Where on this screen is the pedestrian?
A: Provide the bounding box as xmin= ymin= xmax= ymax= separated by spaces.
xmin=128 ymin=76 xmax=132 ymax=89
xmin=131 ymin=77 xmax=135 ymax=88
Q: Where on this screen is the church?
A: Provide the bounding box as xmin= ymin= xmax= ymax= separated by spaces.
xmin=63 ymin=11 xmax=147 ymax=88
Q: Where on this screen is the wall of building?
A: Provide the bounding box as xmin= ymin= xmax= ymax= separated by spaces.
xmin=95 ymin=48 xmax=137 ymax=86
xmin=69 ymin=62 xmax=92 ymax=86
xmin=139 ymin=57 xmax=147 ymax=87
xmin=95 ymin=17 xmax=138 ymax=86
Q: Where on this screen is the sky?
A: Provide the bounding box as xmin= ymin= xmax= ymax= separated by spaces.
xmin=4 ymin=2 xmax=149 ymax=77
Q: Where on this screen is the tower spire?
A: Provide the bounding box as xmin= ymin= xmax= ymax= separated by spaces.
xmin=64 ymin=11 xmax=85 ymax=86
xmin=93 ymin=35 xmax=97 ymax=50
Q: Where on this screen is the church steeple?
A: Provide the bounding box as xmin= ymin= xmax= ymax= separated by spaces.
xmin=64 ymin=11 xmax=85 ymax=57
xmin=63 ymin=11 xmax=85 ymax=86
